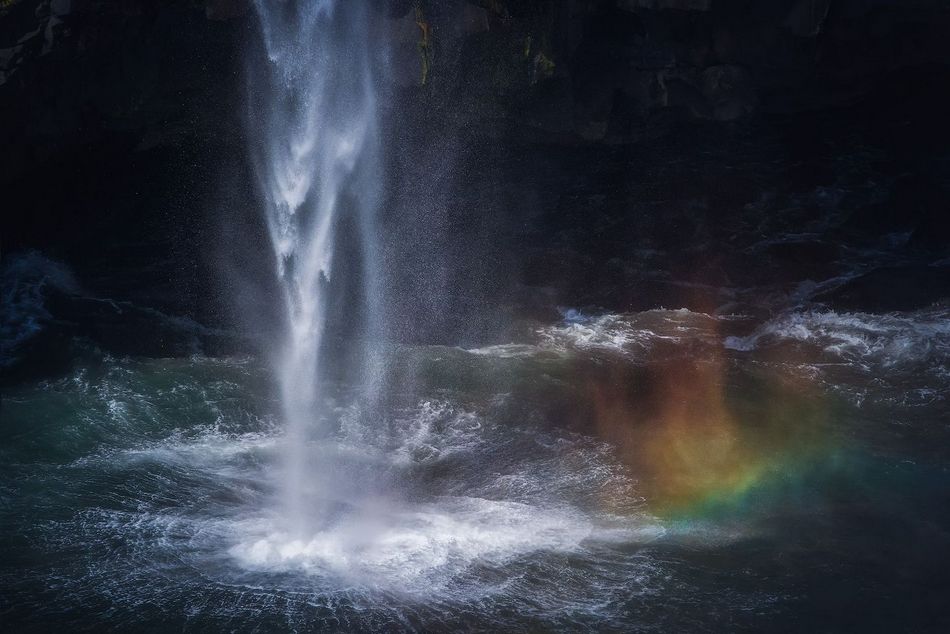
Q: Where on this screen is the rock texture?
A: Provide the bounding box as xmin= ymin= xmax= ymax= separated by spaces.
xmin=1 ymin=0 xmax=948 ymax=367
xmin=5 ymin=0 xmax=950 ymax=152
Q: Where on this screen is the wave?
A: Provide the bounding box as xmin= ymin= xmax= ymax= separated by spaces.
xmin=725 ymin=307 xmax=950 ymax=367
xmin=0 ymin=251 xmax=79 ymax=367
xmin=724 ymin=307 xmax=950 ymax=406
xmin=467 ymin=308 xmax=739 ymax=360
xmin=467 ymin=305 xmax=949 ymax=410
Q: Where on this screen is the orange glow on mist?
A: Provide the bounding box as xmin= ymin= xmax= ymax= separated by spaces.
xmin=585 ymin=314 xmax=829 ymax=516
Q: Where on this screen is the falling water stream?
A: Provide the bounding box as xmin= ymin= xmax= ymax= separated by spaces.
xmin=248 ymin=0 xmax=386 ymax=536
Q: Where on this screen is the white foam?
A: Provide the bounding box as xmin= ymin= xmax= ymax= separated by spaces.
xmin=724 ymin=308 xmax=950 ymax=367
xmin=467 ymin=309 xmax=729 ymax=360
xmin=229 ymin=497 xmax=598 ymax=590
xmin=389 ymin=400 xmax=483 ymax=466
xmin=724 ymin=307 xmax=950 ymax=404
xmin=65 ymin=394 xmax=667 ymax=594
xmin=544 ymin=309 xmax=726 ymax=353
xmin=465 ymin=343 xmax=549 ymax=359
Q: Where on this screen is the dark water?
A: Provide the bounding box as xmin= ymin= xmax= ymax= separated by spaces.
xmin=3 ymin=301 xmax=949 ymax=631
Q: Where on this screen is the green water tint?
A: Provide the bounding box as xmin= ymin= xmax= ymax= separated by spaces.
xmin=378 ymin=341 xmax=865 ymax=522
xmin=3 ymin=341 xmax=948 ymax=631
xmin=0 ymin=344 xmax=871 ymax=526
xmin=1 ymin=356 xmax=273 ymax=464
xmin=2 ymin=336 xmax=937 ymax=527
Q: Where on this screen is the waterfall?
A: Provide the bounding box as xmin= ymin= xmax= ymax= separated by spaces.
xmin=247 ymin=0 xmax=387 ymax=534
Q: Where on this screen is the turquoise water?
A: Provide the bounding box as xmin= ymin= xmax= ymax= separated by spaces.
xmin=3 ymin=308 xmax=949 ymax=631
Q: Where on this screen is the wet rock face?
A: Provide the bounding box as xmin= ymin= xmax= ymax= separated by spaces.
xmin=385 ymin=0 xmax=950 ymax=143
xmin=1 ymin=0 xmax=253 ymax=342
xmin=701 ymin=64 xmax=757 ymax=121
xmin=0 ymin=0 xmax=72 ymax=87
xmin=816 ymin=266 xmax=950 ymax=313
xmin=1 ymin=0 xmax=949 ymax=355
xmin=204 ymin=0 xmax=247 ymax=22
xmin=4 ymin=0 xmax=950 ymax=154
xmin=783 ymin=0 xmax=830 ymax=37
xmin=619 ymin=0 xmax=711 ymax=10
xmin=1 ymin=1 xmax=245 ymax=176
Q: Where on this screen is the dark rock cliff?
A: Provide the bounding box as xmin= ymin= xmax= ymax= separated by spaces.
xmin=2 ymin=0 xmax=948 ymax=370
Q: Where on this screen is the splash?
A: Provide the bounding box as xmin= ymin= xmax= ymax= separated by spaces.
xmin=247 ymin=1 xmax=387 ymax=534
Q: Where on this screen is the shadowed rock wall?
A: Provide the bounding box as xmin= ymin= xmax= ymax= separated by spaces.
xmin=1 ymin=0 xmax=948 ymax=370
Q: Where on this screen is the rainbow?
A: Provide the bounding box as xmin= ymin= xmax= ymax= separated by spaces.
xmin=588 ymin=355 xmax=840 ymax=519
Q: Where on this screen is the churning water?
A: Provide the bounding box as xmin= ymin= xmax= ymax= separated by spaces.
xmin=3 ymin=306 xmax=950 ymax=630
